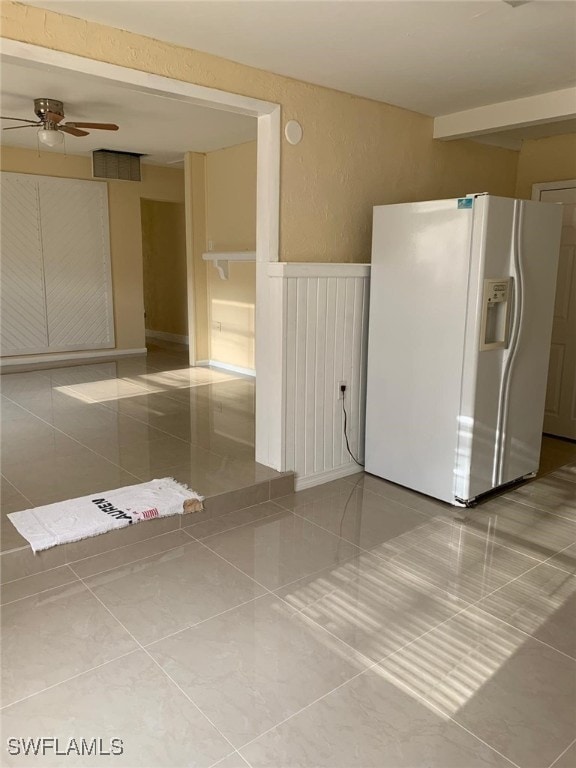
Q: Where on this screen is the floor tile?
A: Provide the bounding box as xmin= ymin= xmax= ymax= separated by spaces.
xmin=1 ymin=430 xmax=92 ymax=471
xmin=351 ymin=472 xmax=455 ymax=519
xmin=69 ymin=530 xmax=192 ymax=578
xmin=460 ymin=494 xmax=576 ymax=562
xmin=1 ymin=477 xmax=31 ymax=551
xmin=202 ymin=482 xmax=271 ymax=518
xmin=2 ymin=448 xmax=140 ymax=507
xmin=49 ymin=408 xmax=169 ymax=453
xmin=211 ymin=753 xmax=252 ymax=768
xmin=1 ymin=542 xmax=67 ymax=584
xmin=134 ymin=451 xmax=278 ymax=494
xmin=548 ymin=543 xmax=576 ymax=575
xmin=149 ymin=594 xmax=367 ymax=747
xmin=369 ymin=516 xmax=539 ymax=604
xmin=550 ymin=461 xmax=576 ymax=484
xmin=508 ymin=475 xmax=576 ymax=522
xmin=64 ymin=513 xmax=181 ymax=564
xmin=477 ymin=562 xmax=576 ymax=659
xmin=240 ymin=666 xmax=513 ymax=768
xmin=273 ymin=477 xmax=364 ymax=511
xmin=289 ymin=486 xmax=434 ymax=551
xmin=276 ymin=552 xmax=467 ymax=661
xmin=184 ymin=501 xmax=281 ymax=540
xmin=551 ymin=741 xmax=576 ymax=768
xmin=0 ymin=515 xmax=28 ymax=554
xmin=376 ymin=606 xmax=576 ymax=768
xmin=1 ymin=565 xmax=78 ymax=605
xmin=1 ymin=582 xmax=138 ymax=706
xmin=1 ymin=651 xmax=232 ymax=767
xmin=202 ymin=510 xmax=360 ymax=590
xmin=83 ymin=541 xmax=266 ymax=645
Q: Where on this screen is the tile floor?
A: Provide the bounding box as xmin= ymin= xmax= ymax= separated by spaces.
xmin=1 ymin=347 xmax=576 ymax=767
xmin=1 ymin=343 xmax=287 ymax=558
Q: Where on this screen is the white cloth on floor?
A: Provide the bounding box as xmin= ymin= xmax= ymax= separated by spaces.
xmin=7 ymin=478 xmax=204 ymax=553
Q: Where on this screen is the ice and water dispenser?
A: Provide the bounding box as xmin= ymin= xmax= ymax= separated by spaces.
xmin=480 ymin=278 xmax=512 ymax=351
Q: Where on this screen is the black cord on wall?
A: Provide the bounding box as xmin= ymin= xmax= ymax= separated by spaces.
xmin=341 ymin=385 xmax=364 ymax=467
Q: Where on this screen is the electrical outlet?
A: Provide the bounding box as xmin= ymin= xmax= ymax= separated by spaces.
xmin=338 ymin=381 xmax=347 ymax=399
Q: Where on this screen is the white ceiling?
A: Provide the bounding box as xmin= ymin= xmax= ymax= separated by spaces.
xmin=0 ymin=60 xmax=257 ymax=163
xmin=19 ymin=0 xmax=576 ymax=116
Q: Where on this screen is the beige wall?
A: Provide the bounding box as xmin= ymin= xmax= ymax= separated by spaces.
xmin=204 ymin=141 xmax=257 ymax=369
xmin=141 ymin=200 xmax=187 ymax=337
xmin=0 ymin=145 xmax=184 ymax=349
xmin=1 ymin=1 xmax=519 ymax=263
xmin=208 ymin=262 xmax=256 ymax=370
xmin=515 ymin=134 xmax=576 ymax=199
xmin=206 ymin=141 xmax=257 ymax=251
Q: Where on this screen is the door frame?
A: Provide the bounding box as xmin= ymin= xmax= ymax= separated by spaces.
xmin=532 ymin=179 xmax=576 ymax=199
xmin=1 ymin=38 xmax=284 ymax=469
xmin=532 ymin=178 xmax=576 ymax=440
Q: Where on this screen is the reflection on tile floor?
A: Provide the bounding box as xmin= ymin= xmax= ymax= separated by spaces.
xmin=1 ymin=347 xmax=575 ymax=766
xmin=0 ymin=343 xmax=278 ymax=555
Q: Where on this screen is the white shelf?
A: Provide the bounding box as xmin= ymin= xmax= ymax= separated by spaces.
xmin=202 ymin=251 xmax=256 ymax=280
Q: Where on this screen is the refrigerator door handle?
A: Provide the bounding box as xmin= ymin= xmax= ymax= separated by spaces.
xmin=493 ymin=200 xmax=525 ymax=486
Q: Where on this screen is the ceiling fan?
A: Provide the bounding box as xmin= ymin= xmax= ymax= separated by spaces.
xmin=0 ymin=98 xmax=119 ymax=147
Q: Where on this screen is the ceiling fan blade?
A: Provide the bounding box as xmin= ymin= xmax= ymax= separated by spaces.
xmin=0 ymin=116 xmax=39 ymax=123
xmin=59 ymin=126 xmax=89 ymax=137
xmin=2 ymin=124 xmax=42 ymax=131
xmin=65 ymin=122 xmax=119 ymax=131
xmin=46 ymin=111 xmax=65 ymax=124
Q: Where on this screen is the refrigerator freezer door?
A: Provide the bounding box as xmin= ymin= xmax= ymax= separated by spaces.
xmin=499 ymin=199 xmax=562 ymax=484
xmin=365 ymin=198 xmax=474 ymax=504
xmin=456 ymin=197 xmax=562 ymax=501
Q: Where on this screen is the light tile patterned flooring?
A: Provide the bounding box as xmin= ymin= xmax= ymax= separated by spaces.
xmin=0 ymin=343 xmax=283 ymax=555
xmin=1 ymin=346 xmax=576 ymax=767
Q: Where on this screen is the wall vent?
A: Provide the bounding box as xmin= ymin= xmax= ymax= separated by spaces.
xmin=92 ymin=150 xmax=142 ymax=181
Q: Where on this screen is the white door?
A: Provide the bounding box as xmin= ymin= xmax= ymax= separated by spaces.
xmin=533 ymin=183 xmax=576 ymax=440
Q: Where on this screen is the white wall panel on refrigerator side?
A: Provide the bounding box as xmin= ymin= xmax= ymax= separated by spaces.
xmin=283 ymin=270 xmax=369 ymax=484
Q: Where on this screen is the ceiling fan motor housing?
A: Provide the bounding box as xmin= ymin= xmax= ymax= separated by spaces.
xmin=34 ymin=98 xmax=64 ymax=122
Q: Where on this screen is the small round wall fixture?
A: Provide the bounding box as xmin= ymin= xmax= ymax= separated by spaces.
xmin=284 ymin=120 xmax=303 ymax=145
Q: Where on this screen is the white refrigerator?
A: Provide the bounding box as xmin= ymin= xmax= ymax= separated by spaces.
xmin=365 ymin=194 xmax=562 ymax=506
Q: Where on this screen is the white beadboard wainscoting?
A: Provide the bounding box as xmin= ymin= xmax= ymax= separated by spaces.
xmin=268 ymin=263 xmax=370 ymax=489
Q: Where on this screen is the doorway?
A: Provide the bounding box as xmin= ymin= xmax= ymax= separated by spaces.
xmin=141 ymin=199 xmax=188 ymax=347
xmin=532 ymin=180 xmax=576 ymax=441
xmin=1 ymin=39 xmax=283 ymax=471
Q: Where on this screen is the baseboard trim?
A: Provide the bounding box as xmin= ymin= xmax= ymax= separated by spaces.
xmin=196 ymin=360 xmax=256 ymax=378
xmin=294 ymin=462 xmax=363 ymax=491
xmin=0 ymin=348 xmax=147 ymax=371
xmin=145 ymin=329 xmax=189 ymax=345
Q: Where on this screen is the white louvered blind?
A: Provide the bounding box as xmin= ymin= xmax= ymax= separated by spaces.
xmin=0 ymin=173 xmax=115 ymax=357
xmin=0 ymin=173 xmax=48 ymax=355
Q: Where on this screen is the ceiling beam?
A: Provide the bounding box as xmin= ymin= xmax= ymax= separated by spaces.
xmin=434 ymin=88 xmax=576 ymax=141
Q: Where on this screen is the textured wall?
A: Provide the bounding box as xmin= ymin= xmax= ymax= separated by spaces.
xmin=1 ymin=1 xmax=519 ymax=263
xmin=515 ymin=134 xmax=576 ymax=199
xmin=0 ymin=145 xmax=184 ymax=349
xmin=206 ymin=141 xmax=257 ymax=252
xmin=141 ymin=200 xmax=187 ymax=337
xmin=204 ymin=141 xmax=256 ymax=369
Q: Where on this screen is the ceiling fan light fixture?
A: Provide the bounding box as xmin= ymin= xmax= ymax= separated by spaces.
xmin=38 ymin=127 xmax=64 ymax=147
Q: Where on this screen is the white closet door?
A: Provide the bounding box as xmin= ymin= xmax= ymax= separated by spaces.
xmin=0 ymin=173 xmax=49 ymax=355
xmin=39 ymin=177 xmax=115 ymax=351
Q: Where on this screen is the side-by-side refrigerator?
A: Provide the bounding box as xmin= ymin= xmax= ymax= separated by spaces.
xmin=365 ymin=194 xmax=562 ymax=506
